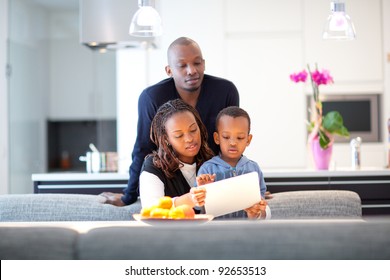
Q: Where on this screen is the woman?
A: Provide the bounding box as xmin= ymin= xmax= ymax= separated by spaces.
xmin=139 ymin=99 xmax=215 ymax=209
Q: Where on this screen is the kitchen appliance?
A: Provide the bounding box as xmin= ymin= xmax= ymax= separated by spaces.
xmin=350 ymin=137 xmax=362 ymax=169
xmin=79 ymin=144 xmax=118 ymax=173
xmin=79 ymin=0 xmax=158 ymax=51
xmin=307 ymin=94 xmax=380 ymax=143
xmin=79 ymin=152 xmax=118 ymax=173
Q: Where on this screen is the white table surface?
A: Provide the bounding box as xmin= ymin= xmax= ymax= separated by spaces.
xmin=0 ymin=221 xmax=146 ymax=233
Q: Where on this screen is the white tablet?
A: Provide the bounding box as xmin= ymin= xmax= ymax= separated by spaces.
xmin=204 ymin=171 xmax=261 ymax=217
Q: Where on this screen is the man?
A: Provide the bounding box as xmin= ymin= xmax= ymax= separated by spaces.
xmin=101 ymin=37 xmax=240 ymax=206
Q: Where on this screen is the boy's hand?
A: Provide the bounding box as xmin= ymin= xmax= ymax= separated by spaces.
xmin=196 ymin=174 xmax=216 ymax=186
xmin=245 ymin=199 xmax=268 ymax=219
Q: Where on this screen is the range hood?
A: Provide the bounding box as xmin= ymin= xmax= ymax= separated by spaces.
xmin=80 ymin=0 xmax=156 ymax=51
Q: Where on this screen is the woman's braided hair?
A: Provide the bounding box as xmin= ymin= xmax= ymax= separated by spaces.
xmin=150 ymin=99 xmax=214 ymax=178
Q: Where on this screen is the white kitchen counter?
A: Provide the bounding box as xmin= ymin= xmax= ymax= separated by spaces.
xmin=32 ymin=167 xmax=390 ymax=182
xmin=262 ymin=167 xmax=390 ymax=178
xmin=32 ymin=172 xmax=129 ymax=182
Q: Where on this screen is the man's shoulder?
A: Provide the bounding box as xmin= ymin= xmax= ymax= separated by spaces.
xmin=142 ymin=78 xmax=174 ymax=94
xmin=203 ymin=74 xmax=236 ymax=86
xmin=202 ymin=75 xmax=239 ymax=97
xmin=139 ymin=77 xmax=177 ymax=104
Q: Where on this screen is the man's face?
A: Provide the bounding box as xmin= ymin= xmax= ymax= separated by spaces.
xmin=165 ymin=43 xmax=205 ymax=93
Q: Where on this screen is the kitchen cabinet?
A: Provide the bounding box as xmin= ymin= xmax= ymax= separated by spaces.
xmin=33 ymin=173 xmax=127 ymax=195
xmin=265 ymin=169 xmax=390 ymax=216
xmin=48 ymin=15 xmax=116 ymax=120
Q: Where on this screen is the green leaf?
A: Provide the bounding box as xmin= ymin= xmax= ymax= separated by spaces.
xmin=322 ymin=111 xmax=343 ymax=132
xmin=318 ymin=130 xmax=331 ymax=149
xmin=339 ymin=126 xmax=350 ymax=137
xmin=322 ymin=111 xmax=350 ymax=137
xmin=307 ymin=121 xmax=315 ymax=133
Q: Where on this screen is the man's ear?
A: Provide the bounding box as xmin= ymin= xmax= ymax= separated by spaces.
xmin=247 ymin=134 xmax=253 ymax=146
xmin=165 ymin=65 xmax=173 ymax=77
xmin=213 ymin=132 xmax=220 ymax=145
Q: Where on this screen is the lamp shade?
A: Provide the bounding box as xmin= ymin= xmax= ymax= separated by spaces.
xmin=323 ymin=2 xmax=356 ymax=40
xmin=129 ymin=0 xmax=162 ymax=37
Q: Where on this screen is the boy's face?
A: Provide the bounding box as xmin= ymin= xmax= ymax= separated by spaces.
xmin=213 ymin=115 xmax=252 ymax=166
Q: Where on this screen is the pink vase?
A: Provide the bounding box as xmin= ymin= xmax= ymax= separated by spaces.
xmin=311 ymin=136 xmax=333 ymax=170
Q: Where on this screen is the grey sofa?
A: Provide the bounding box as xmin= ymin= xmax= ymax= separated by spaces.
xmin=0 ymin=190 xmax=362 ymax=221
xmin=1 ymin=219 xmax=390 ymax=260
xmin=4 ymin=190 xmax=389 ymax=260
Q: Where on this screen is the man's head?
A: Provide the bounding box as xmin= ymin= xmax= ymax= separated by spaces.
xmin=165 ymin=37 xmax=205 ymax=94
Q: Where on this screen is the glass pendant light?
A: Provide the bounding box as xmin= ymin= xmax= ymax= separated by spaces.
xmin=129 ymin=0 xmax=162 ymax=37
xmin=323 ymin=1 xmax=356 ymax=40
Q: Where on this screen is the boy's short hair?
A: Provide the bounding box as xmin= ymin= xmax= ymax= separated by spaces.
xmin=215 ymin=106 xmax=251 ymax=133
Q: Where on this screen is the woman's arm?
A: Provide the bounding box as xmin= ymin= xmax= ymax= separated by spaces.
xmin=140 ymin=171 xmax=208 ymax=208
xmin=139 ymin=171 xmax=165 ymax=208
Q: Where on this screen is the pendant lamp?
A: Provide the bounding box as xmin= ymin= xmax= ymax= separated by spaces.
xmin=129 ymin=0 xmax=162 ymax=37
xmin=323 ymin=1 xmax=356 ymax=40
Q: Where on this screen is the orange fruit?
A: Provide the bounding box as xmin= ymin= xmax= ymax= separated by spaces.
xmin=158 ymin=196 xmax=173 ymax=209
xmin=177 ymin=204 xmax=195 ymax=219
xmin=140 ymin=207 xmax=151 ymax=218
xmin=168 ymin=207 xmax=186 ymax=219
xmin=150 ymin=207 xmax=170 ymax=218
xmin=140 ymin=205 xmax=157 ymax=218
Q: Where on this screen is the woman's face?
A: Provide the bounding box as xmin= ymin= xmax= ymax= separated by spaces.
xmin=165 ymin=111 xmax=201 ymax=164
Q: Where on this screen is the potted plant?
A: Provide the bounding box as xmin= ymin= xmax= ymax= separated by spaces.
xmin=290 ymin=64 xmax=350 ymax=169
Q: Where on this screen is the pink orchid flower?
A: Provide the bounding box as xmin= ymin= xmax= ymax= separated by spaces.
xmin=289 ymin=70 xmax=308 ymax=83
xmin=312 ymin=69 xmax=334 ymax=86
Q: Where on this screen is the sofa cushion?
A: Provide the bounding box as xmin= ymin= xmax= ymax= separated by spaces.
xmin=268 ymin=190 xmax=362 ymax=219
xmin=0 ymin=227 xmax=78 ymax=260
xmin=0 ymin=194 xmax=141 ymax=222
xmin=77 ymin=220 xmax=390 ymax=260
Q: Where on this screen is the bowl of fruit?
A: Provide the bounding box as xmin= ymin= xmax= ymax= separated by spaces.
xmin=133 ymin=196 xmax=213 ymax=226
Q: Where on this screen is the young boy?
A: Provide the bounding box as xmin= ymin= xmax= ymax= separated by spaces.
xmin=197 ymin=106 xmax=269 ymax=219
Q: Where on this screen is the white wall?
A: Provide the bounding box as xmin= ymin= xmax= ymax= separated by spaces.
xmin=0 ymin=0 xmax=9 ymax=194
xmin=116 ymin=48 xmax=151 ymax=172
xmin=117 ymin=0 xmax=389 ymax=171
xmin=225 ymin=0 xmax=307 ymax=168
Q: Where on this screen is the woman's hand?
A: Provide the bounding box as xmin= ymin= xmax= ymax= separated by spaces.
xmin=189 ymin=187 xmax=207 ymax=207
xmin=244 ymin=199 xmax=268 ymax=219
xmin=196 ymin=174 xmax=216 ymax=186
